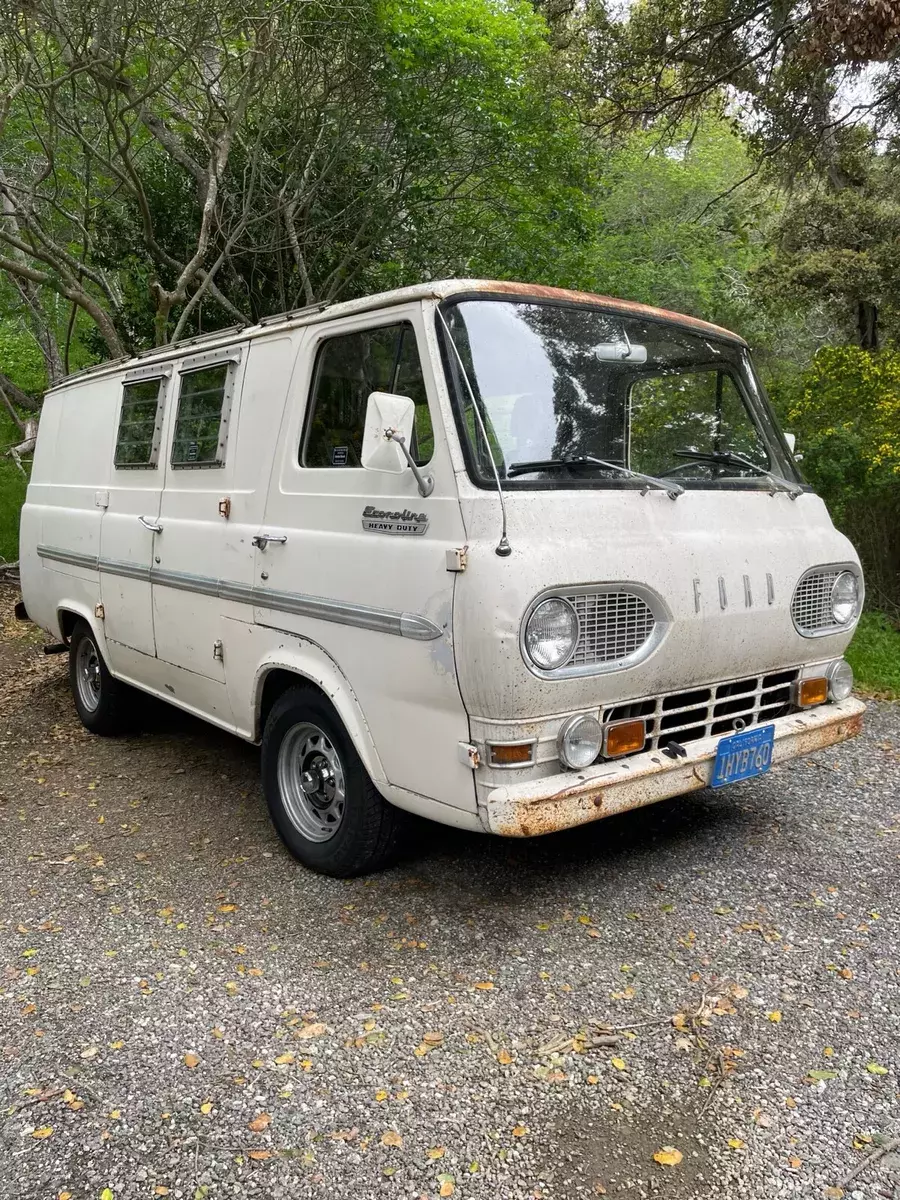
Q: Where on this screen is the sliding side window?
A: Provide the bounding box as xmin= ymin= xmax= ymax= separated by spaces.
xmin=171 ymin=350 xmax=240 ymax=469
xmin=114 ymin=369 xmax=169 ymax=469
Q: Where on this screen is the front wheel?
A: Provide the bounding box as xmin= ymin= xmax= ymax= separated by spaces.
xmin=261 ymin=685 xmax=405 ymax=876
xmin=68 ymin=620 xmax=134 ymax=735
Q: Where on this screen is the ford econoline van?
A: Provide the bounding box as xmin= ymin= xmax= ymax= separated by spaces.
xmin=19 ymin=280 xmax=865 ymax=875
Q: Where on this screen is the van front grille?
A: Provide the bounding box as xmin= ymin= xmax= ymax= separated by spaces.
xmin=791 ymin=569 xmax=842 ymax=634
xmin=569 ymin=591 xmax=656 ymax=666
xmin=602 ymin=668 xmax=800 ymax=756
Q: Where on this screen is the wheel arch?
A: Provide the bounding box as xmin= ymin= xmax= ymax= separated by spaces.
xmin=57 ymin=603 xmax=108 ymax=653
xmin=252 ymin=656 xmax=387 ymax=788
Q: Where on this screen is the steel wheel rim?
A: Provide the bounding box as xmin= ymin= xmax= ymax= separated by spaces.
xmin=75 ymin=635 xmax=102 ymax=713
xmin=276 ymin=721 xmax=346 ymax=843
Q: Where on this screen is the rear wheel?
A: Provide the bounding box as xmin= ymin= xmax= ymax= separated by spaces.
xmin=68 ymin=620 xmax=134 ymax=735
xmin=261 ymin=685 xmax=405 ymax=876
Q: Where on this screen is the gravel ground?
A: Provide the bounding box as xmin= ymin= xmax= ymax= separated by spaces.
xmin=1 ymin=597 xmax=899 ymax=1200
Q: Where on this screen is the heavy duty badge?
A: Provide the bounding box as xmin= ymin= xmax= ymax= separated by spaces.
xmin=361 ymin=505 xmax=429 ymax=536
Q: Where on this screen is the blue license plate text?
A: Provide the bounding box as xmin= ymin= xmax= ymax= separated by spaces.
xmin=711 ymin=724 xmax=775 ymax=789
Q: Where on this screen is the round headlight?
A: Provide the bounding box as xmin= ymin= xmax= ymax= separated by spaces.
xmin=827 ymin=658 xmax=854 ymax=701
xmin=558 ymin=714 xmax=603 ymax=770
xmin=524 ymin=597 xmax=578 ymax=671
xmin=831 ymin=571 xmax=859 ymax=625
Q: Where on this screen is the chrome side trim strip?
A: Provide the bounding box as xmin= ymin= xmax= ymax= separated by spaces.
xmin=36 ymin=544 xmax=442 ymax=641
xmin=37 ymin=545 xmax=98 ymax=571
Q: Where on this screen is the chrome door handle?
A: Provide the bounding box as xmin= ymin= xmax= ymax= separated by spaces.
xmin=138 ymin=515 xmax=164 ymax=533
xmin=252 ymin=533 xmax=288 ymax=550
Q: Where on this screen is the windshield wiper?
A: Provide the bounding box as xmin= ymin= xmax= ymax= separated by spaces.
xmin=672 ymin=449 xmax=803 ymax=499
xmin=507 ymin=455 xmax=683 ymax=500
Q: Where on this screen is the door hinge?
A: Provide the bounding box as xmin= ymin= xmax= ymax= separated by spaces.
xmin=213 ymin=639 xmax=224 ymax=662
xmin=218 ymin=496 xmax=231 ymax=519
xmin=457 ymin=741 xmax=480 ymax=769
xmin=446 ymin=547 xmax=468 ymax=573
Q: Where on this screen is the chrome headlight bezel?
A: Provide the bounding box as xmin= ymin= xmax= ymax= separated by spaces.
xmin=831 ymin=571 xmax=860 ymax=626
xmin=557 ymin=713 xmax=603 ymax=770
xmin=522 ymin=596 xmax=579 ymax=671
xmin=519 ymin=583 xmax=670 ymax=679
xmin=791 ymin=563 xmax=864 ymax=638
xmin=826 ymin=658 xmax=854 ymax=701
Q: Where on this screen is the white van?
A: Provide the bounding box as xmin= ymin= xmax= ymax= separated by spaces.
xmin=19 ymin=280 xmax=865 ymax=875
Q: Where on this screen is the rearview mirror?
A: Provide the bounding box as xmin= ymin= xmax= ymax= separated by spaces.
xmin=361 ymin=391 xmax=434 ymax=497
xmin=783 ymin=431 xmax=797 ymax=454
xmin=594 ymin=339 xmax=647 ymax=364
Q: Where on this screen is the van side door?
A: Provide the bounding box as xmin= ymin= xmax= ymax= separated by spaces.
xmin=150 ymin=345 xmax=247 ymax=720
xmin=99 ymin=364 xmax=170 ymax=662
xmin=251 ymin=306 xmax=473 ymax=811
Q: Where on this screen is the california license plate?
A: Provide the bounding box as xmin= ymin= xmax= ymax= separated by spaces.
xmin=711 ymin=724 xmax=775 ymax=789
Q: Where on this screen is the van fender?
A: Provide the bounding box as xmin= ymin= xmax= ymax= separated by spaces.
xmin=249 ymin=638 xmax=387 ymax=788
xmin=55 ymin=601 xmax=111 ymax=658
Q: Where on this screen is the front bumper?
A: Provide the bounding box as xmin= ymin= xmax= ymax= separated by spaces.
xmin=482 ymin=696 xmax=865 ymax=837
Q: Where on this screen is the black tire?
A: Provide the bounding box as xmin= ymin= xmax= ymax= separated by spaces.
xmin=68 ymin=620 xmax=134 ymax=736
xmin=261 ymin=685 xmax=405 ymax=877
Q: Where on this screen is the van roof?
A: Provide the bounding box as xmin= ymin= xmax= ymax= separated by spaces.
xmin=48 ymin=279 xmax=747 ymax=391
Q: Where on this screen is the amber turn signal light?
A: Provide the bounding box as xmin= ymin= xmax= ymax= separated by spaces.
xmin=797 ymin=677 xmax=828 ymax=707
xmin=488 ymin=742 xmax=534 ymax=767
xmin=604 ymin=719 xmax=646 ymax=758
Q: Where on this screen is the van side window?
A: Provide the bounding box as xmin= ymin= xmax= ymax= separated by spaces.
xmin=171 ymin=363 xmax=233 ymax=468
xmin=302 ymin=323 xmax=433 ymax=468
xmin=114 ymin=378 xmax=166 ymax=469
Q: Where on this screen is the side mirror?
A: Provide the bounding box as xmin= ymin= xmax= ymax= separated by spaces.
xmin=783 ymin=431 xmax=797 ymax=454
xmin=361 ymin=391 xmax=434 ymax=497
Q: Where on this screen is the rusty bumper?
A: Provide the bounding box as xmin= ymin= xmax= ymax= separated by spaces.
xmin=482 ymin=697 xmax=865 ymax=838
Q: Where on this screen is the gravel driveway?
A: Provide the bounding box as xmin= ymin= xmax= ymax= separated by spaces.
xmin=1 ymin=596 xmax=899 ymax=1200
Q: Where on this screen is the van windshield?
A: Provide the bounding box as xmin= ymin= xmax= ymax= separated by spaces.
xmin=439 ymin=298 xmax=801 ymax=491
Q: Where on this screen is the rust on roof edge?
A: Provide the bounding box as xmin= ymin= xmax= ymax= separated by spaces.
xmin=454 ymin=281 xmax=746 ymax=345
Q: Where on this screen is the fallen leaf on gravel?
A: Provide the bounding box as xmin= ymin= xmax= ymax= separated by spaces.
xmin=100 ymin=1191 xmax=114 ymax=1200
xmin=32 ymin=1126 xmax=52 ymax=1138
xmin=610 ymin=1057 xmax=626 ymax=1071
xmin=512 ymin=1125 xmax=528 ymax=1137
xmin=727 ymin=1138 xmax=745 ymax=1150
xmin=838 ymin=968 xmax=854 ymax=979
xmin=427 ymin=1147 xmax=445 ymax=1159
xmin=807 ymin=1069 xmax=837 ymax=1081
xmin=200 ymin=1102 xmax=213 ymax=1115
xmin=653 ymin=1146 xmax=683 ymax=1167
xmin=785 ymin=1096 xmax=797 ymax=1108
xmin=438 ymin=1175 xmax=455 ymax=1197
xmin=296 ymin=1023 xmax=327 ymax=1039
xmin=154 ymin=1189 xmax=170 ymax=1196
xmin=274 ymin=1053 xmax=295 ymax=1065
xmin=866 ymin=1062 xmax=888 ymax=1074
xmin=59 ymin=1193 xmax=72 ymax=1200
xmin=823 ymin=1188 xmax=844 ymax=1198
xmin=423 ymin=1031 xmax=443 ymax=1045
xmin=248 ymin=1113 xmax=271 ymax=1132
xmin=497 ymin=1049 xmax=513 ymax=1065
xmin=587 ymin=1075 xmax=600 ymax=1084
xmin=375 ymin=1090 xmax=389 ymax=1102
xmin=218 ymin=904 xmax=237 ymax=913
xmin=80 ymin=1046 xmax=99 ymax=1059
xmin=767 ymin=1011 xmax=782 ymax=1023
xmin=473 ymin=981 xmax=494 ymax=990
xmin=788 ymin=1157 xmax=802 ymax=1169
xmin=183 ymin=1052 xmax=200 ymax=1068
xmin=225 ymin=982 xmax=238 ymax=994
xmin=381 ymin=1130 xmax=402 ymax=1147
xmin=247 ymin=1150 xmax=271 ymax=1161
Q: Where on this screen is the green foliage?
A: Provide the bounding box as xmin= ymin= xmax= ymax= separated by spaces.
xmin=846 ymin=613 xmax=900 ymax=698
xmin=790 ymin=345 xmax=900 ymax=495
xmin=0 ymin=403 xmax=28 ymax=562
xmin=583 ymin=121 xmax=766 ymax=331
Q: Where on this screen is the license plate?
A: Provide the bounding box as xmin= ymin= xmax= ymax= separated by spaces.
xmin=711 ymin=724 xmax=775 ymax=789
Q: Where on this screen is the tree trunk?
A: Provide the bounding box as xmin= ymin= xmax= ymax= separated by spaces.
xmin=857 ymin=300 xmax=878 ymax=351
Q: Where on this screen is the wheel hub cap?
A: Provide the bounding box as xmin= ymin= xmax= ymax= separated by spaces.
xmin=276 ymin=723 xmax=346 ymax=843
